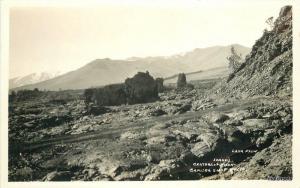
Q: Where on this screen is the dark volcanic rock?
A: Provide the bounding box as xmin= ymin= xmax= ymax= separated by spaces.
xmin=177 ymin=73 xmax=187 ymax=88
xmin=204 ymin=135 xmax=292 ymax=180
xmin=87 ymin=105 xmax=110 ymax=116
xmin=8 ymin=6 xmax=293 ymax=182
xmin=14 ymin=167 xmax=33 ymax=181
xmin=84 ymin=72 xmax=159 ymax=106
xmin=190 ymin=142 xmax=211 ymax=158
xmin=173 ymin=103 xmax=192 ymax=114
xmin=155 ymin=78 xmax=164 ymax=93
xmin=205 ymin=112 xmax=230 ymax=123
xmin=149 ymin=109 xmax=167 ymax=116
xmin=86 ymin=84 xmax=127 ymax=106
xmin=145 ymin=160 xmax=187 ymax=180
xmin=215 ymin=5 xmax=292 ymax=98
xmin=42 ymin=171 xmax=72 ymax=181
xmin=125 ymin=72 xmax=159 ymax=104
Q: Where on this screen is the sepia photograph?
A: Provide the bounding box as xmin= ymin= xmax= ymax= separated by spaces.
xmin=1 ymin=0 xmax=299 ymax=186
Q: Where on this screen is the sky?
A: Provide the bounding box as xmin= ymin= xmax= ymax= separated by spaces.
xmin=9 ymin=0 xmax=291 ymax=78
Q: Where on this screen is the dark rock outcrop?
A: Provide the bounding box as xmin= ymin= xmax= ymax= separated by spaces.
xmin=155 ymin=78 xmax=164 ymax=93
xmin=177 ymin=73 xmax=187 ymax=88
xmin=90 ymin=84 xmax=127 ymax=106
xmin=124 ymin=72 xmax=159 ymax=104
xmin=84 ymin=72 xmax=159 ymax=106
xmin=216 ymin=6 xmax=292 ymax=98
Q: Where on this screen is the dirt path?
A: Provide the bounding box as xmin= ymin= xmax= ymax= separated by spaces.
xmin=21 ymin=96 xmax=280 ymax=152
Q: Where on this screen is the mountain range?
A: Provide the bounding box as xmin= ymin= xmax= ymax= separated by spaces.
xmin=11 ymin=44 xmax=250 ymax=91
xmin=9 ymin=72 xmax=62 ymax=89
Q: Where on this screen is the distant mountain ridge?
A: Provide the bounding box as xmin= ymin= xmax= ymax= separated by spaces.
xmin=12 ymin=44 xmax=250 ymax=91
xmin=9 ymin=71 xmax=61 ymax=89
xmin=126 ymin=44 xmax=250 ymax=71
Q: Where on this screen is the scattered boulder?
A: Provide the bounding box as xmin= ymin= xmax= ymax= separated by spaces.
xmin=120 ymin=131 xmax=146 ymax=140
xmin=144 ymin=160 xmax=185 ymax=180
xmin=42 ymin=171 xmax=72 ymax=181
xmin=149 ymin=109 xmax=167 ymax=116
xmin=179 ymin=150 xmax=198 ymax=163
xmin=173 ymin=103 xmax=192 ymax=114
xmin=255 ymin=129 xmax=276 ymax=148
xmin=23 ymin=122 xmax=35 ymax=128
xmin=173 ymin=130 xmax=198 ymax=142
xmin=146 ymin=134 xmax=175 ymax=145
xmin=82 ymin=168 xmax=98 ymax=180
xmin=146 ymin=123 xmax=175 ymax=145
xmin=205 ymin=112 xmax=230 ymax=123
xmin=14 ymin=167 xmax=33 ymax=181
xmin=238 ymin=119 xmax=271 ymax=133
xmin=190 ymin=142 xmax=211 ymax=158
xmin=226 ymin=129 xmax=251 ymax=147
xmin=110 ymin=161 xmax=148 ymax=178
xmin=177 ymin=73 xmax=187 ymax=88
xmin=156 ymin=78 xmax=164 ymax=93
xmin=151 ymin=123 xmax=171 ymax=130
xmin=224 ymin=119 xmax=243 ymax=126
xmin=231 ymin=110 xmax=256 ymax=120
xmin=192 ymin=100 xmax=216 ymax=111
xmin=86 ymin=105 xmax=110 ymax=115
xmin=197 ymin=132 xmax=221 ymax=149
xmin=147 ymin=151 xmax=162 ymax=163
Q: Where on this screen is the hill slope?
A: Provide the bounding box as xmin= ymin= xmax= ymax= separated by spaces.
xmin=164 ymin=67 xmax=228 ymax=84
xmin=214 ymin=6 xmax=292 ymax=98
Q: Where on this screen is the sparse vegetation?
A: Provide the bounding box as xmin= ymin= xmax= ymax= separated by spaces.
xmin=227 ymin=46 xmax=243 ymax=74
xmin=8 ymin=6 xmax=292 ymax=182
xmin=265 ymin=16 xmax=274 ymax=31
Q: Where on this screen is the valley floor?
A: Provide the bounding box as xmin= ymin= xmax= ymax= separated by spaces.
xmin=8 ymin=87 xmax=292 ymax=181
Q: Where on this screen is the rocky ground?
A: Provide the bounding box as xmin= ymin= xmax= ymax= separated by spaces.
xmin=8 ymin=85 xmax=292 ymax=181
xmin=8 ymin=5 xmax=293 ymax=182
